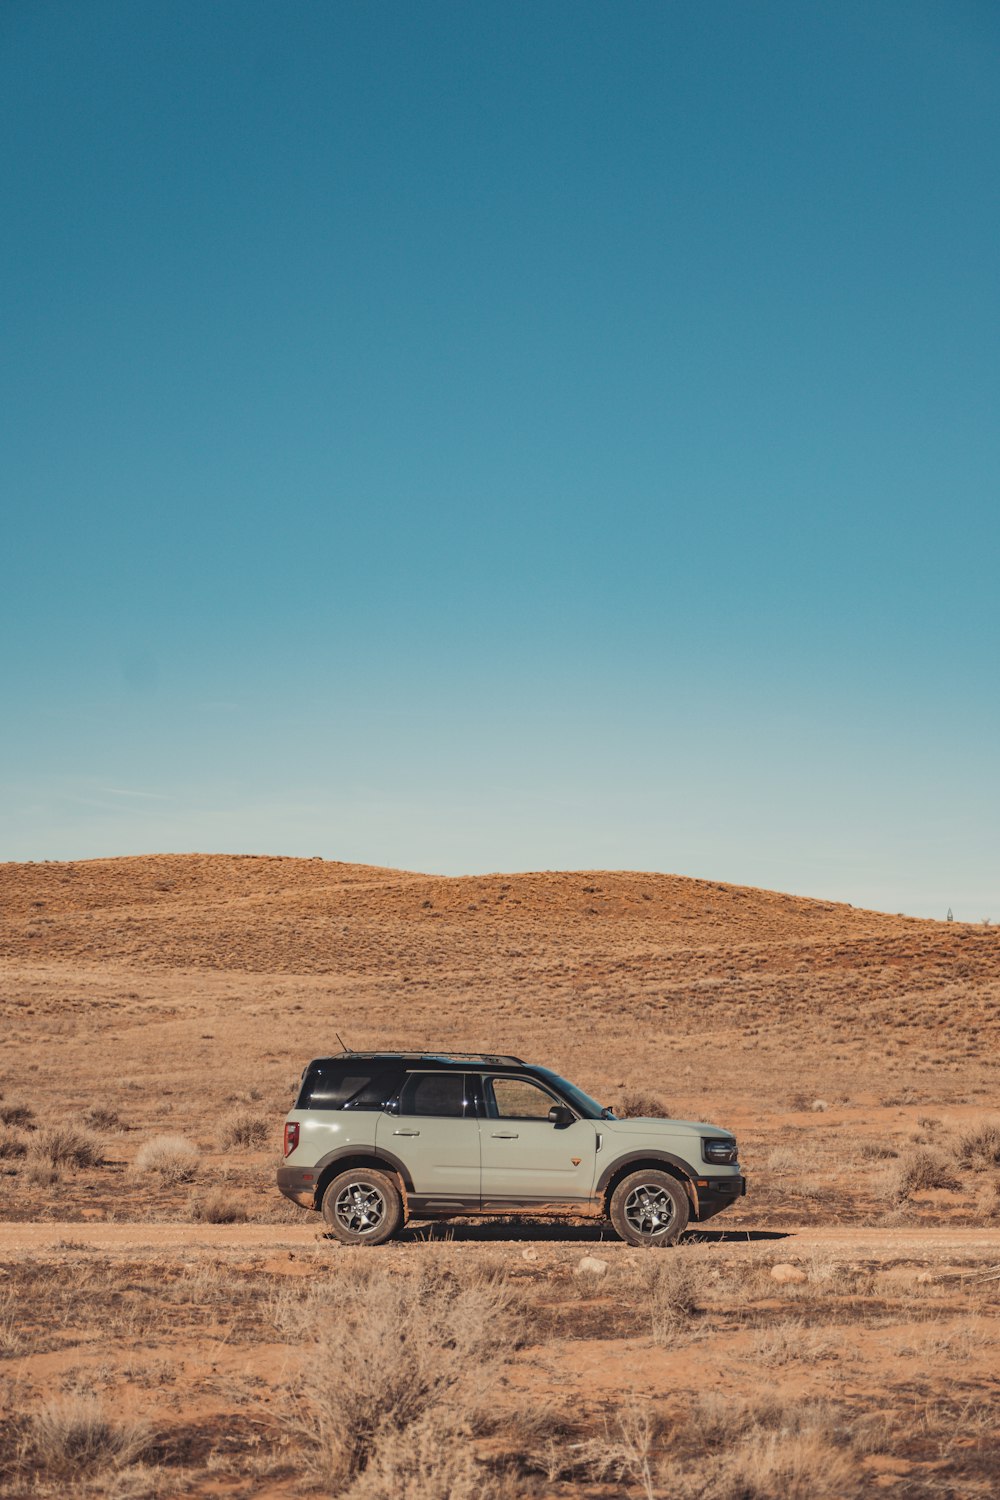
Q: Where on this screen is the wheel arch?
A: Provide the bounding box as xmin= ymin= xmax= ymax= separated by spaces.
xmin=598 ymin=1152 xmax=700 ymax=1217
xmin=313 ymin=1149 xmax=411 ymax=1217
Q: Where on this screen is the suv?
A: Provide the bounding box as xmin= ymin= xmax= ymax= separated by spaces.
xmin=278 ymin=1052 xmax=745 ymax=1247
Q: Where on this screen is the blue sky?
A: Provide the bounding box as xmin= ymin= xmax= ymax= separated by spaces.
xmin=2 ymin=1 xmax=998 ymax=918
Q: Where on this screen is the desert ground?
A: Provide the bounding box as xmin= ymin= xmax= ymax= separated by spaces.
xmin=1 ymin=854 xmax=999 ymax=1497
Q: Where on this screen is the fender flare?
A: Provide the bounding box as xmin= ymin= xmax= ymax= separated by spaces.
xmin=312 ymin=1145 xmax=415 ymax=1210
xmin=595 ymin=1151 xmax=700 ymax=1214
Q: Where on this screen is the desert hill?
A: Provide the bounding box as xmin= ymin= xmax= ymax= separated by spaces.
xmin=2 ymin=855 xmax=997 ymax=1043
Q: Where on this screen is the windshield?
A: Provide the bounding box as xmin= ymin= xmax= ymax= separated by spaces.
xmin=533 ymin=1067 xmax=612 ymax=1121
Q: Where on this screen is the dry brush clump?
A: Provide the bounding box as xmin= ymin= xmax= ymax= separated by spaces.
xmin=954 ymin=1119 xmax=1000 ymax=1169
xmin=132 ymin=1134 xmax=199 ymax=1184
xmin=31 ymin=1123 xmax=104 ymax=1169
xmin=188 ymin=1186 xmax=249 ymax=1223
xmin=0 ymin=1289 xmax=23 ymax=1357
xmin=0 ymin=1124 xmax=28 ymax=1159
xmin=218 ymin=1107 xmax=270 ymax=1150
xmin=618 ymin=1090 xmax=671 ymax=1119
xmin=277 ymin=1262 xmax=524 ymax=1493
xmin=884 ymin=1146 xmax=960 ymax=1202
xmin=634 ymin=1251 xmax=701 ymax=1343
xmin=346 ymin=1410 xmax=503 ymax=1500
xmin=0 ymin=1101 xmax=35 ymax=1129
xmin=25 ymin=1394 xmax=150 ymax=1477
xmin=660 ymin=1394 xmax=861 ymax=1499
xmin=84 ymin=1104 xmax=126 ymax=1132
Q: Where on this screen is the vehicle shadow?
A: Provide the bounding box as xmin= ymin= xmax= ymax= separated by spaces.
xmin=394 ymin=1221 xmax=791 ymax=1245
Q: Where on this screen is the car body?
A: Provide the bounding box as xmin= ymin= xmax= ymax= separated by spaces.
xmin=277 ymin=1051 xmax=745 ymax=1246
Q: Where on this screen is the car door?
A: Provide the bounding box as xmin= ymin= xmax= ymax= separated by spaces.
xmin=479 ymin=1074 xmax=599 ymax=1212
xmin=375 ymin=1070 xmax=481 ymax=1213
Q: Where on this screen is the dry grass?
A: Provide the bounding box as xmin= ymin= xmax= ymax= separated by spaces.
xmin=0 ymin=1289 xmax=22 ymax=1356
xmin=721 ymin=1421 xmax=858 ymax=1499
xmin=27 ymin=1394 xmax=150 ymax=1475
xmin=885 ymin=1146 xmax=960 ymax=1201
xmin=575 ymin=1400 xmax=663 ymax=1498
xmin=279 ymin=1263 xmax=523 ymax=1490
xmin=857 ymin=1139 xmax=898 ymax=1161
xmin=618 ymin=1091 xmax=670 ymax=1120
xmin=132 ymin=1134 xmax=199 ymax=1183
xmin=346 ymin=1410 xmax=504 ymax=1500
xmin=0 ymin=1124 xmax=28 ymax=1159
xmin=0 ymin=1102 xmax=35 ymax=1129
xmin=218 ymin=1107 xmax=269 ymax=1150
xmin=635 ymin=1251 xmax=701 ymax=1343
xmin=189 ymin=1186 xmax=249 ymax=1223
xmin=955 ymin=1119 xmax=1000 ymax=1169
xmin=32 ymin=1124 xmax=104 ymax=1169
xmin=84 ymin=1104 xmax=125 ymax=1132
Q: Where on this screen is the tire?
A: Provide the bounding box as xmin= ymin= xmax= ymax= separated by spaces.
xmin=609 ymin=1169 xmax=689 ymax=1247
xmin=321 ymin=1168 xmax=403 ymax=1246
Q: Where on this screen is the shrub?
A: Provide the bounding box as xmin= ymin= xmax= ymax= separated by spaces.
xmin=576 ymin=1400 xmax=665 ymax=1493
xmin=858 ymin=1141 xmax=898 ymax=1161
xmin=133 ymin=1134 xmax=199 ymax=1184
xmin=24 ymin=1152 xmax=59 ymax=1187
xmin=723 ymin=1426 xmax=858 ymax=1499
xmin=218 ymin=1108 xmax=269 ymax=1150
xmin=0 ymin=1289 xmax=22 ymax=1356
xmin=84 ymin=1105 xmax=124 ymax=1132
xmin=347 ymin=1410 xmax=493 ymax=1500
xmin=954 ymin=1120 xmax=1000 ymax=1169
xmin=618 ymin=1091 xmax=670 ymax=1120
xmin=639 ymin=1253 xmax=700 ymax=1343
xmin=0 ymin=1102 xmax=35 ymax=1129
xmin=28 ymin=1395 xmax=149 ymax=1474
xmin=887 ymin=1147 xmax=959 ymax=1201
xmin=281 ymin=1264 xmax=522 ymax=1490
xmin=0 ymin=1125 xmax=28 ymax=1159
xmin=33 ymin=1125 xmax=103 ymax=1169
xmin=189 ymin=1187 xmax=248 ymax=1223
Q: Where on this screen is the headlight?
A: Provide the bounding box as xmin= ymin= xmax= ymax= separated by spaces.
xmin=702 ymin=1137 xmax=738 ymax=1165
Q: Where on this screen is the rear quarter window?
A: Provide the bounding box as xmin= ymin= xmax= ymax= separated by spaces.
xmin=298 ymin=1062 xmax=403 ymax=1111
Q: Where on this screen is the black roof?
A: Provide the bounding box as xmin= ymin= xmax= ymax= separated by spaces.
xmin=309 ymin=1050 xmax=526 ymax=1069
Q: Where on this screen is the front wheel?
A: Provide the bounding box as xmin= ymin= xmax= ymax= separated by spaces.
xmin=609 ymin=1170 xmax=689 ymax=1247
xmin=321 ymin=1168 xmax=403 ymax=1246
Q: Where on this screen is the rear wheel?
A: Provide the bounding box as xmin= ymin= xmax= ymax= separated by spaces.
xmin=609 ymin=1170 xmax=689 ymax=1246
xmin=321 ymin=1168 xmax=403 ymax=1246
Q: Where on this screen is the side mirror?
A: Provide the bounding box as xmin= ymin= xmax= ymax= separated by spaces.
xmin=548 ymin=1105 xmax=574 ymax=1127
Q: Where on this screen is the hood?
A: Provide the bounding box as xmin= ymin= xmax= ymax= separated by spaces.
xmin=605 ymin=1117 xmax=726 ymax=1136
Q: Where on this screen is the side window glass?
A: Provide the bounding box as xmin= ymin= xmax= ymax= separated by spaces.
xmin=299 ymin=1064 xmax=402 ymax=1110
xmin=397 ymin=1073 xmax=469 ymax=1118
xmin=491 ymin=1077 xmax=557 ymax=1120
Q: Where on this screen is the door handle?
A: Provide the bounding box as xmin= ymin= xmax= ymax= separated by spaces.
xmin=491 ymin=1131 xmax=519 ymax=1139
xmin=393 ymin=1129 xmax=420 ymax=1136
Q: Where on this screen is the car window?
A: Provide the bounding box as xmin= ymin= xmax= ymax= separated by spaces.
xmin=490 ymin=1077 xmax=559 ymax=1120
xmin=297 ymin=1062 xmax=404 ymax=1110
xmin=397 ymin=1072 xmax=470 ymax=1118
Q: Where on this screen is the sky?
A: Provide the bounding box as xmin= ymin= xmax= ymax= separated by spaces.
xmin=2 ymin=2 xmax=998 ymax=919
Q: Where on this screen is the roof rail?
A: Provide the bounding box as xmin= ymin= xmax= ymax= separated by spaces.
xmin=324 ymin=1050 xmax=526 ymax=1065
xmin=428 ymin=1051 xmax=526 ymax=1065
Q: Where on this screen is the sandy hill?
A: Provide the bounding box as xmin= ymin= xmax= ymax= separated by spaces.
xmin=2 ymin=854 xmax=997 ymax=1047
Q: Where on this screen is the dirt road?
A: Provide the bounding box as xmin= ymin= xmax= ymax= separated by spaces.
xmin=2 ymin=1221 xmax=999 ymax=1260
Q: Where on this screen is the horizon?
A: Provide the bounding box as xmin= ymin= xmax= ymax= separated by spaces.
xmin=0 ymin=847 xmax=980 ymax=925
xmin=3 ymin=3 xmax=998 ymax=923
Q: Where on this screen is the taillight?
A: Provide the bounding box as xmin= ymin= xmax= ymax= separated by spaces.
xmin=283 ymin=1122 xmax=299 ymax=1157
